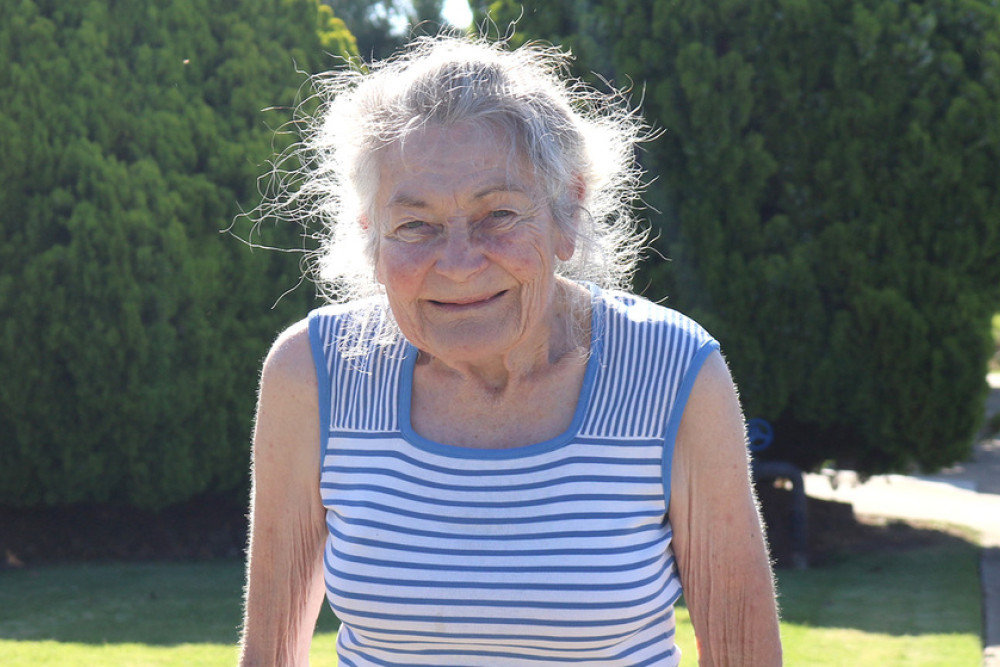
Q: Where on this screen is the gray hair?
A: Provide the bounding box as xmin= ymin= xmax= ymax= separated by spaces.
xmin=258 ymin=34 xmax=649 ymax=344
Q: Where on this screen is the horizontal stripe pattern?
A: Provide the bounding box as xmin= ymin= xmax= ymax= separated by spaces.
xmin=310 ymin=287 xmax=717 ymax=666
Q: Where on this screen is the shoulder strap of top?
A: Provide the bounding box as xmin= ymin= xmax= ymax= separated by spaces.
xmin=580 ymin=288 xmax=720 ymax=510
xmin=308 ymin=303 xmax=409 ymax=446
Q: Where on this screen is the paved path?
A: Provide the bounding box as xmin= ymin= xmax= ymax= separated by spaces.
xmin=802 ymin=373 xmax=1000 ymax=666
xmin=803 ymin=469 xmax=1000 ymax=546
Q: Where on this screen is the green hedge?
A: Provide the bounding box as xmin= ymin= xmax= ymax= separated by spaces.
xmin=485 ymin=0 xmax=1000 ymax=474
xmin=0 ymin=0 xmax=354 ymax=509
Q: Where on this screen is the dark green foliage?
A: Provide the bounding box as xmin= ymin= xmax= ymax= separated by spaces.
xmin=485 ymin=0 xmax=1000 ymax=474
xmin=991 ymin=313 xmax=1000 ymax=370
xmin=0 ymin=0 xmax=354 ymax=509
xmin=323 ymin=1 xmax=447 ymax=60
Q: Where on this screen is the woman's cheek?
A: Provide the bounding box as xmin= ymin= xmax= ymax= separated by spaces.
xmin=485 ymin=233 xmax=554 ymax=278
xmin=377 ymin=242 xmax=432 ymax=285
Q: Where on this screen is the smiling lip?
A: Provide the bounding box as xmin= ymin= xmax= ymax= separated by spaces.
xmin=428 ymin=290 xmax=507 ymax=309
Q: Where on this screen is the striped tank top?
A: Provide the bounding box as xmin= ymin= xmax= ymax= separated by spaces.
xmin=308 ymin=285 xmax=719 ymax=666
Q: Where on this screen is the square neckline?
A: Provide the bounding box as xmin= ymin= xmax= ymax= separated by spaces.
xmin=397 ymin=282 xmax=604 ymax=460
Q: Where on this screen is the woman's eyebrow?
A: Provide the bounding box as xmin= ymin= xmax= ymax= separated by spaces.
xmin=472 ymin=182 xmax=529 ymax=200
xmin=388 ymin=183 xmax=529 ymax=209
xmin=387 ymin=192 xmax=430 ymax=209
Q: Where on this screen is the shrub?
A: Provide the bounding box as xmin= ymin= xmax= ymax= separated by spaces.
xmin=0 ymin=0 xmax=354 ymax=508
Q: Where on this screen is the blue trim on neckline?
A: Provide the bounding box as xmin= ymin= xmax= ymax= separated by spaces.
xmin=398 ymin=283 xmax=604 ymax=460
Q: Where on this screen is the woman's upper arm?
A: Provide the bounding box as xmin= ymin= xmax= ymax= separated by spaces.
xmin=240 ymin=319 xmax=328 ymax=666
xmin=670 ymin=350 xmax=782 ymax=666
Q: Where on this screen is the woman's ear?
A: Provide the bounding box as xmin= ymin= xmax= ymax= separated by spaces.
xmin=556 ymin=231 xmax=576 ymax=262
xmin=556 ymin=176 xmax=586 ymax=261
xmin=360 ymin=215 xmax=385 ymax=284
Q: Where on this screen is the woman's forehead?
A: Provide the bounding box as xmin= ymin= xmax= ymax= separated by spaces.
xmin=390 ymin=122 xmax=516 ymax=168
xmin=377 ymin=123 xmax=538 ymax=206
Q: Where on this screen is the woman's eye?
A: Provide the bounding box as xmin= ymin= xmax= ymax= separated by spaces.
xmin=386 ymin=220 xmax=438 ymax=244
xmin=390 ymin=220 xmax=435 ymax=240
xmin=481 ymin=210 xmax=519 ymax=231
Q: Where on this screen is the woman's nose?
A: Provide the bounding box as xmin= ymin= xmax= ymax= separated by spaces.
xmin=434 ymin=228 xmax=487 ymax=281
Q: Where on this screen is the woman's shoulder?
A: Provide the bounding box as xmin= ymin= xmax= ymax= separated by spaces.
xmin=593 ymin=286 xmax=716 ymax=345
xmin=307 ymin=297 xmax=404 ymax=367
xmin=307 ymin=297 xmax=393 ymax=337
xmin=307 ymin=297 xmax=384 ymax=322
xmin=261 ymin=318 xmax=314 ymax=389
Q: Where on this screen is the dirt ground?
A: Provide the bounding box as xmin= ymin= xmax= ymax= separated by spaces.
xmin=0 ymin=496 xmax=248 ymax=568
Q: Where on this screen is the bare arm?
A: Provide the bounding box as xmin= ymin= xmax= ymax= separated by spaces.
xmin=670 ymin=351 xmax=782 ymax=666
xmin=239 ymin=320 xmax=328 ymax=666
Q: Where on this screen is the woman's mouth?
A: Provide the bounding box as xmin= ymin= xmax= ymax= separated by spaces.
xmin=428 ymin=290 xmax=507 ymax=310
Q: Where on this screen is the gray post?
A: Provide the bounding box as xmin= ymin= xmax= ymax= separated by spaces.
xmin=752 ymin=460 xmax=808 ymax=570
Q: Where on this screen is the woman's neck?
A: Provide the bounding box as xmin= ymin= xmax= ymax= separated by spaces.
xmin=415 ymin=279 xmax=591 ymax=396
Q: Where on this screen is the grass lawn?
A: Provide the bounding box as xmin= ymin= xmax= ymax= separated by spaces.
xmin=0 ymin=538 xmax=982 ymax=666
xmin=773 ymin=540 xmax=983 ymax=665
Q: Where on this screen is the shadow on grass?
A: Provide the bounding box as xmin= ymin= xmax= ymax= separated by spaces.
xmin=758 ymin=486 xmax=983 ymax=638
xmin=0 ymin=497 xmax=329 ymax=647
xmin=0 ymin=559 xmax=342 ymax=646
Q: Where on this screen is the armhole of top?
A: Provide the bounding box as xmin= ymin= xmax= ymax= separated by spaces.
xmin=661 ymin=339 xmax=721 ymax=515
xmin=308 ymin=312 xmax=333 ymax=466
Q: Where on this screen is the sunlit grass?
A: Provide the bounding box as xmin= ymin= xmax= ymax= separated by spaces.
xmin=0 ymin=538 xmax=982 ymax=666
xmin=0 ymin=639 xmax=242 ymax=666
xmin=0 ymin=636 xmax=341 ymax=666
xmin=675 ymin=605 xmax=980 ymax=666
xmin=772 ymin=539 xmax=983 ymax=666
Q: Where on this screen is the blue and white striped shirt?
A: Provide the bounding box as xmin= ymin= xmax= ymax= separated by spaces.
xmin=308 ymin=285 xmax=719 ymax=666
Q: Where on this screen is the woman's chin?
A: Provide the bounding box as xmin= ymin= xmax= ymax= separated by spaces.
xmin=412 ymin=323 xmax=521 ymax=366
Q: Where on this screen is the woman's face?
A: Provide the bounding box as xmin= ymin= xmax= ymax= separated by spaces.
xmin=372 ymin=122 xmax=575 ymax=367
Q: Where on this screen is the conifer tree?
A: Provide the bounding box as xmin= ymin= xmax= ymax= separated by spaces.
xmin=0 ymin=0 xmax=354 ymax=508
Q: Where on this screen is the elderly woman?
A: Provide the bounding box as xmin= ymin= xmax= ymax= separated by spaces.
xmin=240 ymin=35 xmax=781 ymax=666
